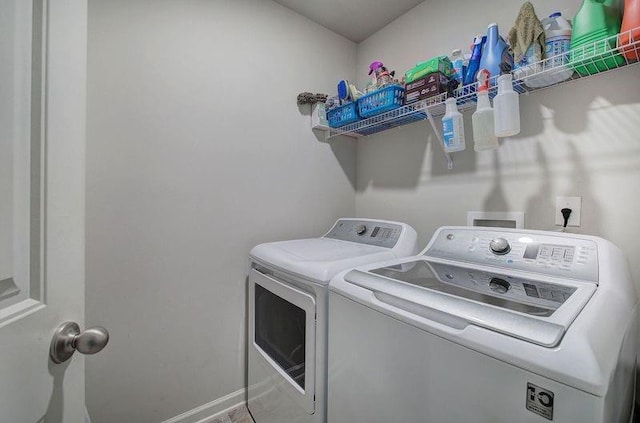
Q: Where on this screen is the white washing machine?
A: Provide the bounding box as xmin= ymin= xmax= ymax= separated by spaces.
xmin=328 ymin=226 xmax=638 ymax=423
xmin=248 ymin=218 xmax=418 ymax=423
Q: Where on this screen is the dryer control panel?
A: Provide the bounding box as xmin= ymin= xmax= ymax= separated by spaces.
xmin=325 ymin=219 xmax=402 ymax=248
xmin=425 ymin=228 xmax=599 ymax=283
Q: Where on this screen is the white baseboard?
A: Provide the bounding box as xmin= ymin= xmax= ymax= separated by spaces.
xmin=160 ymin=388 xmax=247 ymax=423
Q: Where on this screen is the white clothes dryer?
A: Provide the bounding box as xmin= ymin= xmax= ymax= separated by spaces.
xmin=248 ymin=218 xmax=418 ymax=423
xmin=328 ymin=226 xmax=638 ymax=423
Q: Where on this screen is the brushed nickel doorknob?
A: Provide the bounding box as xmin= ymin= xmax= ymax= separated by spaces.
xmin=50 ymin=322 xmax=109 ymax=364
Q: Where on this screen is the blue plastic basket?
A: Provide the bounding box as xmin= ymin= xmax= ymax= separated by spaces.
xmin=327 ymin=102 xmax=359 ymax=128
xmin=357 ymin=85 xmax=405 ymax=118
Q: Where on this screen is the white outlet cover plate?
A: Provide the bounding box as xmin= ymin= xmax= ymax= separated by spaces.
xmin=555 ymin=196 xmax=582 ymax=227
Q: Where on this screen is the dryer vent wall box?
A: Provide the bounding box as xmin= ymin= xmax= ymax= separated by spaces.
xmin=247 ymin=218 xmax=418 ymax=423
xmin=328 ymin=226 xmax=638 ymax=423
xmin=467 ymin=211 xmax=524 ymax=229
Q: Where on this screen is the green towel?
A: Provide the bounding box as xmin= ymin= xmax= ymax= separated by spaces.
xmin=508 ymin=2 xmax=546 ymax=64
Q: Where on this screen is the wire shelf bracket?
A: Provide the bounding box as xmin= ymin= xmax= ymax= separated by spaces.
xmin=425 ymin=105 xmax=454 ymax=170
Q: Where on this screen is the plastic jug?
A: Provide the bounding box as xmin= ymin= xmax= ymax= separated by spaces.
xmin=619 ymin=0 xmax=640 ymax=60
xmin=479 ymin=23 xmax=514 ymax=85
xmin=571 ymin=0 xmax=625 ymax=75
xmin=543 ymin=13 xmax=573 ymax=66
xmin=525 ymin=12 xmax=575 ymax=88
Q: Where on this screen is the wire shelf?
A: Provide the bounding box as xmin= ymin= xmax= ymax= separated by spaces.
xmin=328 ymin=26 xmax=640 ymax=140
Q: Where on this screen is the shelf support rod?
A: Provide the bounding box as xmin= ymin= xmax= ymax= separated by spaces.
xmin=425 ymin=108 xmax=454 ymax=170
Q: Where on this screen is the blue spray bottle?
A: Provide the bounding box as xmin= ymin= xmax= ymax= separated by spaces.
xmin=463 ymin=35 xmax=486 ymax=86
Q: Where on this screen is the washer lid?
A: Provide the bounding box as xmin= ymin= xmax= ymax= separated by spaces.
xmin=341 ymin=258 xmax=596 ymax=347
xmin=250 ymin=238 xmax=397 ymax=284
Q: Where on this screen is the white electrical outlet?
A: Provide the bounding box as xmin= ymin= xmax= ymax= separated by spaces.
xmin=555 ymin=196 xmax=582 ymax=227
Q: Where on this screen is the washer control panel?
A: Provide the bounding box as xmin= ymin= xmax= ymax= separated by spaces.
xmin=489 ymin=277 xmax=510 ymax=293
xmin=426 ymin=228 xmax=599 ymax=283
xmin=325 ymin=219 xmax=403 ymax=248
xmin=489 ymin=238 xmax=511 ymax=255
xmin=429 ymin=261 xmax=577 ymax=311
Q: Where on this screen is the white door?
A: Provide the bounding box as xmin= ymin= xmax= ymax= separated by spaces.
xmin=0 ymin=0 xmax=90 ymax=421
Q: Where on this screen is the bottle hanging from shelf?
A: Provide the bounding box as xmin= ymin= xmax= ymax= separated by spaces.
xmin=493 ymin=66 xmax=521 ymax=137
xmin=442 ymin=98 xmax=466 ymax=153
xmin=472 ymin=69 xmax=499 ymax=152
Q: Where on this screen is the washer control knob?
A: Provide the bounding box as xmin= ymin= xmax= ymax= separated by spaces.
xmin=489 ymin=238 xmax=511 ymax=255
xmin=489 ymin=278 xmax=510 ymax=294
xmin=355 ymin=225 xmax=367 ymax=236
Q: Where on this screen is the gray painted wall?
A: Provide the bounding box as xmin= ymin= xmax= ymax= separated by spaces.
xmin=85 ymin=1 xmax=356 ymax=422
xmin=355 ymin=0 xmax=640 ymax=290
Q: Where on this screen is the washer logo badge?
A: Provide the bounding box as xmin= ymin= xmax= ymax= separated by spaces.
xmin=526 ymin=382 xmax=554 ymax=420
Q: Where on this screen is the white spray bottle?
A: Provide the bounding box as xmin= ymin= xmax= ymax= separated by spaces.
xmin=493 ymin=66 xmax=520 ymax=137
xmin=472 ymin=69 xmax=499 ymax=151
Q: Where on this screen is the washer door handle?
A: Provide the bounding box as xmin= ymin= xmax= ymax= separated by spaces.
xmin=50 ymin=322 xmax=110 ymax=364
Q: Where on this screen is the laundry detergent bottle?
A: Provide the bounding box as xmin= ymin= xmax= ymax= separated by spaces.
xmin=463 ymin=35 xmax=486 ymax=86
xmin=571 ymin=0 xmax=625 ymax=75
xmin=479 ymin=23 xmax=514 ymax=85
xmin=620 ymin=0 xmax=640 ymax=60
xmin=472 ymin=70 xmax=499 ymax=151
